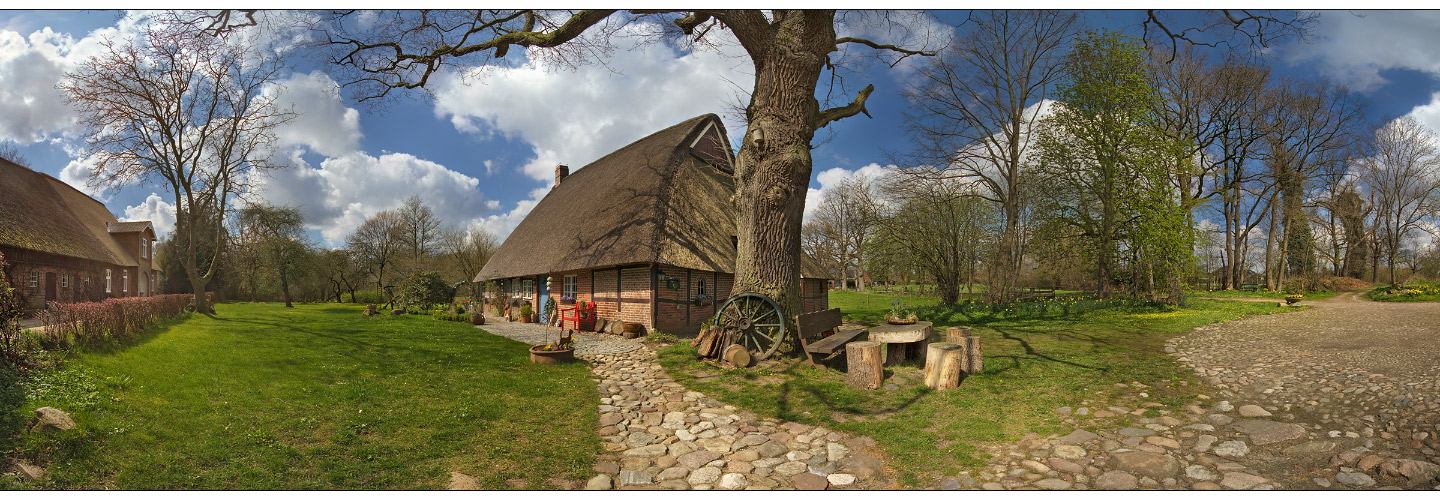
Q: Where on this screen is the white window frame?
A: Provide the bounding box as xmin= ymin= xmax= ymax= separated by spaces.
xmin=61 ymin=274 xmax=69 ymax=288
xmin=522 ymin=279 xmax=535 ymax=297
xmin=105 ymin=269 xmax=112 ymax=293
xmin=28 ymin=271 xmax=38 ymax=288
xmin=123 ymin=269 xmax=129 ymax=293
xmin=563 ymin=275 xmax=577 ymax=298
xmin=140 ymin=240 xmax=145 ymax=259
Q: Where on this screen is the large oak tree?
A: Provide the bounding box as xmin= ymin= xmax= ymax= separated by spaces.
xmin=311 ymin=10 xmax=938 ymax=323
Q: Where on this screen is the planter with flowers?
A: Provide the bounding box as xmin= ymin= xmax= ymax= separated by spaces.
xmin=692 ymin=294 xmax=714 ymax=307
xmin=560 ymin=295 xmax=576 ymax=306
xmin=1284 ymin=294 xmax=1304 ymax=305
xmin=530 ymin=330 xmax=575 ymax=364
xmin=519 ymin=303 xmax=534 ymax=323
xmin=885 ymin=298 xmax=918 ymax=325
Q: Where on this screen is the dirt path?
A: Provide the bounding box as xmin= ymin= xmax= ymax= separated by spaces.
xmin=1167 ymin=292 xmax=1440 ymax=489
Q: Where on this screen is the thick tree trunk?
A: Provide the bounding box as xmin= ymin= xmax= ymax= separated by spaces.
xmin=728 ymin=11 xmax=836 ymax=332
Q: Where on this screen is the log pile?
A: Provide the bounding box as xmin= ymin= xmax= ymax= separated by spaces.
xmin=692 ymin=325 xmax=739 ymax=359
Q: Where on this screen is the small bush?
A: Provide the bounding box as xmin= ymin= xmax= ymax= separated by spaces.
xmin=645 ymin=330 xmax=679 ymax=343
xmin=396 ymin=272 xmax=456 ymax=311
xmin=352 ymin=290 xmax=387 ymax=305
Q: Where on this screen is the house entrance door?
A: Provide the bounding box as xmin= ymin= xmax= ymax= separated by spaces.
xmin=45 ymin=272 xmax=57 ymax=302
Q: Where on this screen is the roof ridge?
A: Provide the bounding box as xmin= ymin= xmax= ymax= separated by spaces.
xmin=2 ymin=158 xmax=113 ymax=212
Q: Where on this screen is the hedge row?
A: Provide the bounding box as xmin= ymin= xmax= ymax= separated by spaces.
xmin=38 ymin=294 xmax=193 ymax=347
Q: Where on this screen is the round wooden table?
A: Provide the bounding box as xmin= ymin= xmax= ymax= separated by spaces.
xmin=868 ymin=321 xmax=933 ymax=366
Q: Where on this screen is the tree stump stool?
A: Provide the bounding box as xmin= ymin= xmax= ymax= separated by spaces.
xmin=945 ymin=326 xmax=971 ymax=343
xmin=959 ymin=336 xmax=983 ymax=374
xmin=923 ymin=342 xmax=966 ymax=390
xmin=845 ymin=341 xmax=884 ymax=389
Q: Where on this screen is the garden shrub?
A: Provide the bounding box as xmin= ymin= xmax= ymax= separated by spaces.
xmin=37 ymin=294 xmax=191 ymax=348
xmin=396 ymin=271 xmax=455 ymax=311
xmin=0 ymin=251 xmax=40 ymax=370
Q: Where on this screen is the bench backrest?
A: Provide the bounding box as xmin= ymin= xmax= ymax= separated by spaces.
xmin=796 ymin=308 xmax=843 ymax=340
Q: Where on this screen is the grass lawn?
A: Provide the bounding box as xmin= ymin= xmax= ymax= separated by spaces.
xmin=657 ymin=291 xmax=1294 ymax=487
xmin=4 ymin=302 xmax=598 ymax=490
xmin=1365 ymin=282 xmax=1440 ymax=302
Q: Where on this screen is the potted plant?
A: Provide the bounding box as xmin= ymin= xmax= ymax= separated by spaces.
xmin=530 ymin=329 xmax=575 ymax=364
xmin=471 ymin=311 xmax=485 ymax=325
xmin=1285 ymin=294 xmax=1304 ymax=305
xmin=578 ymin=301 xmax=591 ymax=319
xmin=519 ymin=303 xmax=534 ymax=323
xmin=885 ymin=299 xmax=917 ymax=325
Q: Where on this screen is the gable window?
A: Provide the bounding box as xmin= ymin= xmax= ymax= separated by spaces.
xmin=563 ymin=276 xmax=577 ymax=298
xmin=61 ymin=274 xmax=69 ymax=288
xmin=123 ymin=270 xmax=129 ymax=293
xmin=140 ymin=240 xmax=145 ymax=259
xmin=28 ymin=271 xmax=37 ymax=288
xmin=105 ymin=269 xmax=112 ymax=293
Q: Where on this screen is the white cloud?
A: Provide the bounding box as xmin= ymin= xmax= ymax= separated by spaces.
xmin=265 ymin=71 xmax=362 ymax=157
xmin=804 ymin=163 xmax=894 ymax=219
xmin=431 ymin=22 xmax=752 ymax=183
xmin=476 ymin=187 xmax=550 ymax=239
xmin=58 ymin=155 xmax=106 ymax=199
xmin=121 ymin=192 xmax=176 ymax=238
xmin=1283 ymin=11 xmax=1440 ymax=93
xmin=256 ymin=149 xmax=499 ymax=245
xmin=0 ymin=28 xmax=80 ymax=143
xmin=1406 ymin=92 xmax=1440 ymax=138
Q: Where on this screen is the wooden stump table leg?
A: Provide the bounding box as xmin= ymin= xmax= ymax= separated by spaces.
xmin=846 ymin=341 xmax=884 ymax=389
xmin=883 ymin=342 xmax=906 ymax=366
xmin=922 ymin=342 xmax=965 ymax=390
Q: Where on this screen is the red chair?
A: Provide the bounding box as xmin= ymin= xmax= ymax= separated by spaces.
xmin=561 ymin=302 xmax=596 ymax=331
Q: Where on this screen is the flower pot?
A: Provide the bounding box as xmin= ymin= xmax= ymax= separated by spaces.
xmin=529 ymin=345 xmax=574 ymax=364
xmin=560 ymin=299 xmax=576 ymax=305
xmin=471 ymin=314 xmax=485 ymax=325
xmin=1285 ymin=297 xmax=1302 ymax=305
xmin=885 ymin=315 xmax=917 ymax=325
xmin=520 ymin=314 xmax=534 ymax=323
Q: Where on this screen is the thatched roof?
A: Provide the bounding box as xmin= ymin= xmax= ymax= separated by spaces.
xmin=107 ymin=221 xmax=153 ymax=234
xmin=477 ymin=114 xmax=831 ymax=281
xmin=0 ymin=158 xmax=140 ymax=267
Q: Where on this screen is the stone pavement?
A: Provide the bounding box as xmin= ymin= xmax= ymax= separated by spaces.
xmin=579 ymin=346 xmax=890 ymax=490
xmin=477 ymin=319 xmax=640 ymax=356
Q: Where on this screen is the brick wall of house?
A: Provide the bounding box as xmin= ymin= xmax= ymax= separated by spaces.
xmin=616 ymin=267 xmax=652 ymax=326
xmin=3 ymin=252 xmax=113 ymax=310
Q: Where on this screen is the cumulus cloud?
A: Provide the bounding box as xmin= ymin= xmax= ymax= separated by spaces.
xmin=476 ymin=187 xmax=550 ymax=239
xmin=121 ymin=192 xmax=177 ymax=237
xmin=1283 ymin=11 xmax=1440 ymax=93
xmin=804 ymin=163 xmax=894 ymax=219
xmin=266 ymin=71 xmax=362 ymax=157
xmin=256 ymin=149 xmax=499 ymax=245
xmin=1406 ymin=92 xmax=1440 ymax=137
xmin=431 ymin=22 xmax=752 ymax=183
xmin=0 ymin=28 xmax=81 ymax=143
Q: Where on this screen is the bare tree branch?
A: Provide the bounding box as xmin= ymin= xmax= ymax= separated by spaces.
xmin=814 ymin=84 xmax=873 ymax=130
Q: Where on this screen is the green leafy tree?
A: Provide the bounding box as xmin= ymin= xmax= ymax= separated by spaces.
xmin=237 ymin=205 xmax=310 ymax=308
xmin=1032 ymin=30 xmax=1190 ymax=301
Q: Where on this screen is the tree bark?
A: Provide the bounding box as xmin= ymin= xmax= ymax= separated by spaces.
xmin=945 ymin=326 xmax=971 ymax=343
xmin=961 ymin=336 xmax=983 ymax=374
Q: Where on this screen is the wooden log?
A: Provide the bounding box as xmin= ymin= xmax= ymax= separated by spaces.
xmin=945 ymin=326 xmax=971 ymax=343
xmin=845 ymin=341 xmax=883 ymax=389
xmin=961 ymin=336 xmax=983 ymax=374
xmin=922 ymin=342 xmax=965 ymax=390
xmin=725 ymin=344 xmax=751 ymax=367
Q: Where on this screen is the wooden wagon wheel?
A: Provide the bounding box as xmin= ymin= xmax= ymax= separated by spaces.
xmin=712 ymin=293 xmax=787 ymax=361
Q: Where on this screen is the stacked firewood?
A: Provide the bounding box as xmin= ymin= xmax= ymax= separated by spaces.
xmin=692 ymin=325 xmax=738 ymax=359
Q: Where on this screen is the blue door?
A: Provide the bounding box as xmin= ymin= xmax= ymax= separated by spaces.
xmin=537 ymin=274 xmax=549 ymax=323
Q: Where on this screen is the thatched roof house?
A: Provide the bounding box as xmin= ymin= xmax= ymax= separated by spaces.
xmin=475 ymin=114 xmax=829 ymax=334
xmin=0 ymin=158 xmax=161 ymax=309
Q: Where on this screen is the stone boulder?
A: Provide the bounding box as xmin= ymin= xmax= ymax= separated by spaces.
xmin=1111 ymin=450 xmax=1179 ymax=478
xmin=29 ymin=407 xmax=76 ymax=433
xmin=1230 ymin=419 xmax=1306 ymax=446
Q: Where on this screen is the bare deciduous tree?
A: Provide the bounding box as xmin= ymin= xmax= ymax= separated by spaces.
xmin=60 ymin=14 xmax=295 ymax=314
xmin=398 ymin=195 xmax=443 ymax=266
xmin=347 ymin=209 xmax=405 ymax=304
xmin=807 ymin=175 xmax=882 ymax=291
xmin=902 ymin=10 xmax=1078 ymax=300
xmin=439 ymin=224 xmax=498 ymax=301
xmin=1357 ymin=116 xmax=1440 ymax=286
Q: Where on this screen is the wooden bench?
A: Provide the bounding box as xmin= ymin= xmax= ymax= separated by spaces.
xmin=796 ymin=308 xmax=868 ymax=365
xmin=1239 ymin=283 xmax=1259 ymax=291
xmin=1022 ymin=288 xmax=1056 ymax=298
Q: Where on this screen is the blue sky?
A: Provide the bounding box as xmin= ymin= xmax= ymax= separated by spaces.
xmin=4 ymin=9 xmax=1440 ymax=248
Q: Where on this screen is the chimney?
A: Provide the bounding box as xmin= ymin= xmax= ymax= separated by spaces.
xmin=555 ymin=164 xmax=569 ymax=186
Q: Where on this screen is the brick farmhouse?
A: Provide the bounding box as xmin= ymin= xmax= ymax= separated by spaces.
xmin=474 ymin=114 xmax=830 ymax=335
xmin=1 ymin=158 xmax=161 ymax=310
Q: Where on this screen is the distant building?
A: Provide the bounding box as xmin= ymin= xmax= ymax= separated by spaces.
xmin=474 ymin=114 xmax=830 ymax=335
xmin=0 ymin=158 xmax=161 ymax=310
